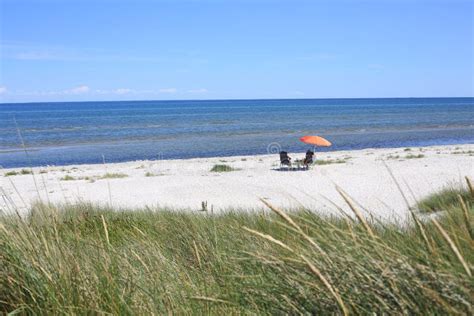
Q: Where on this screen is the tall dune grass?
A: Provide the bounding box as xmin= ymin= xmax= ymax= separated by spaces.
xmin=1 ymin=182 xmax=473 ymax=314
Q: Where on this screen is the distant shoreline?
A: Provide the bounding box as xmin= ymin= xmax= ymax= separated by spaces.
xmin=1 ymin=140 xmax=473 ymax=169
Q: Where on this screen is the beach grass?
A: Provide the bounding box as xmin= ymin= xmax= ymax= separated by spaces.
xmin=144 ymin=172 xmax=164 ymax=177
xmin=60 ymin=175 xmax=98 ymax=182
xmin=100 ymin=172 xmax=128 ymax=179
xmin=452 ymin=150 xmax=474 ymax=155
xmin=4 ymin=171 xmax=19 ymax=176
xmin=314 ymin=158 xmax=347 ymax=165
xmin=20 ymin=169 xmax=32 ymax=175
xmin=405 ymin=153 xmax=425 ymax=159
xmin=387 ymin=153 xmax=424 ymax=160
xmin=1 ymin=180 xmax=473 ymax=314
xmin=4 ymin=169 xmax=32 ymax=176
xmin=210 ymin=164 xmax=238 ymax=172
xmin=417 ymin=185 xmax=474 ymax=213
xmin=60 ymin=175 xmax=76 ymax=181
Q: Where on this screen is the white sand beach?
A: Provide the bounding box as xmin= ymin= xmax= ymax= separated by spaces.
xmin=2 ymin=144 xmax=473 ymax=221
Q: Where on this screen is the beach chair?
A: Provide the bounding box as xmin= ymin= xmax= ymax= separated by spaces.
xmin=303 ymin=150 xmax=314 ymax=169
xmin=279 ymin=151 xmax=292 ymax=169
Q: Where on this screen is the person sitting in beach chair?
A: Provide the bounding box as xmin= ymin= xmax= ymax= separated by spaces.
xmin=280 ymin=151 xmax=292 ymax=169
xmin=303 ymin=150 xmax=314 ymax=169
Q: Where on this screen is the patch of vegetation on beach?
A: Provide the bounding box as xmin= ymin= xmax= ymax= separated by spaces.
xmin=404 ymin=148 xmax=412 ymax=151
xmin=452 ymin=150 xmax=474 ymax=155
xmin=60 ymin=175 xmax=97 ymax=182
xmin=314 ymin=158 xmax=347 ymax=165
xmin=210 ymin=164 xmax=239 ymax=172
xmin=4 ymin=169 xmax=32 ymax=177
xmin=386 ymin=153 xmax=424 ymax=160
xmin=145 ymin=172 xmax=164 ymax=177
xmin=82 ymin=176 xmax=96 ymax=183
xmin=4 ymin=171 xmax=19 ymax=176
xmin=100 ymin=172 xmax=128 ymax=179
xmin=60 ymin=175 xmax=76 ymax=181
xmin=417 ymin=184 xmax=473 ymax=213
xmin=405 ymin=153 xmax=425 ymax=159
xmin=39 ymin=170 xmax=48 ymax=174
xmin=1 ymin=179 xmax=473 ymax=314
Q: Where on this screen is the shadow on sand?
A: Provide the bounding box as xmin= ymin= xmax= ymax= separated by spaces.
xmin=272 ymin=166 xmax=310 ymax=172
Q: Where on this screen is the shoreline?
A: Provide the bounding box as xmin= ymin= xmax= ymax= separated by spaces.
xmin=2 ymin=139 xmax=473 ymax=169
xmin=2 ymin=144 xmax=473 ymax=221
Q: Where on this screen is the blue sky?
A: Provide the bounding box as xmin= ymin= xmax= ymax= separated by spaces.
xmin=0 ymin=0 xmax=472 ymax=103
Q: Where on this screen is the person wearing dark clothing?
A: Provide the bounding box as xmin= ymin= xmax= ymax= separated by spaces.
xmin=280 ymin=151 xmax=292 ymax=168
xmin=303 ymin=150 xmax=314 ymax=169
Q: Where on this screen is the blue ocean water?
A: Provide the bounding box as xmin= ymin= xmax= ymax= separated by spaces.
xmin=1 ymin=98 xmax=473 ymax=168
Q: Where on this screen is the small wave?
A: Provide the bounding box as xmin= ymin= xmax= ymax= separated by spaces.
xmin=0 ymin=148 xmax=40 ymax=154
xmin=145 ymin=124 xmax=164 ymax=128
xmin=23 ymin=127 xmax=84 ymax=132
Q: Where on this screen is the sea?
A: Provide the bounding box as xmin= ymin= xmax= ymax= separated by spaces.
xmin=1 ymin=97 xmax=473 ymax=168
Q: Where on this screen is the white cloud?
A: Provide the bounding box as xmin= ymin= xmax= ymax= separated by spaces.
xmin=159 ymin=88 xmax=177 ymax=93
xmin=114 ymin=88 xmax=132 ymax=95
xmin=19 ymin=86 xmax=90 ymax=96
xmin=4 ymin=86 xmax=187 ymax=99
xmin=95 ymin=88 xmax=132 ymax=95
xmin=67 ymin=85 xmax=90 ymax=94
xmin=187 ymin=88 xmax=208 ymax=93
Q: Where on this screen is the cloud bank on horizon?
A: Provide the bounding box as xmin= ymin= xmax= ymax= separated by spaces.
xmin=0 ymin=0 xmax=472 ymax=103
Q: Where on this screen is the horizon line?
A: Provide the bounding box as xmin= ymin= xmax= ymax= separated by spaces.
xmin=1 ymin=95 xmax=474 ymax=105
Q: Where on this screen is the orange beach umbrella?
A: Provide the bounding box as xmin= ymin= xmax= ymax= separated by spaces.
xmin=299 ymin=135 xmax=332 ymax=147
